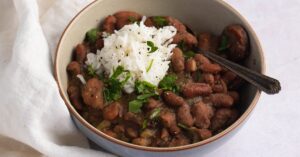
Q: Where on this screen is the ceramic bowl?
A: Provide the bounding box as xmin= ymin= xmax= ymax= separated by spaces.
xmin=54 ymin=0 xmax=265 ymax=156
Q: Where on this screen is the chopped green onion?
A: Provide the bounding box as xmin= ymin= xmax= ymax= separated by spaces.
xmin=152 ymin=16 xmax=168 ymax=27
xmin=146 ymin=59 xmax=154 ymax=72
xmin=111 ymin=66 xmax=125 ymax=79
xmin=149 ymin=108 xmax=161 ymax=119
xmin=128 ymin=99 xmax=144 ymax=113
xmin=137 ymin=93 xmax=157 ymax=100
xmin=218 ymin=35 xmax=229 ymax=51
xmin=87 ymin=64 xmax=96 ymax=77
xmin=178 ymin=40 xmax=188 ymax=51
xmin=85 ymin=28 xmax=98 ymax=43
xmin=135 ymin=81 xmax=156 ymax=94
xmin=147 ymin=41 xmax=158 ymax=53
xmin=178 ymin=123 xmax=189 ymax=130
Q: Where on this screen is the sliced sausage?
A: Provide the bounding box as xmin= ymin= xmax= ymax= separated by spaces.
xmin=102 ymin=15 xmax=117 ymax=34
xmin=177 ymin=104 xmax=194 ymax=127
xmin=192 ymin=101 xmax=214 ymax=129
xmin=81 ymin=78 xmax=104 ymax=109
xmin=210 ymin=93 xmax=234 ymax=107
xmin=171 ymin=48 xmax=185 ymax=73
xmin=222 ymin=24 xmax=249 ymax=61
xmin=182 ymin=83 xmax=212 ymax=98
xmin=103 ymin=102 xmax=123 ymax=121
xmin=163 ymin=91 xmax=186 ymax=107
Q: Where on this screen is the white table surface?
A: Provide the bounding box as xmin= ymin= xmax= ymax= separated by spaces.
xmin=205 ymin=0 xmax=300 ymax=156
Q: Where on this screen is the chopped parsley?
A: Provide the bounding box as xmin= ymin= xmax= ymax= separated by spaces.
xmin=146 ymin=41 xmax=158 ymax=53
xmin=177 ymin=123 xmax=190 ymax=130
xmin=103 ymin=66 xmax=130 ymax=102
xmin=128 ymin=16 xmax=137 ymax=23
xmin=128 ymin=81 xmax=158 ymax=113
xmin=183 ymin=50 xmax=195 ymax=58
xmin=85 ymin=28 xmax=98 ymax=43
xmin=87 ymin=65 xmax=97 ymax=77
xmin=146 ymin=59 xmax=154 ymax=72
xmin=218 ymin=35 xmax=229 ymax=51
xmin=159 ymin=74 xmax=179 ymax=93
xmin=152 ymin=16 xmax=168 ymax=27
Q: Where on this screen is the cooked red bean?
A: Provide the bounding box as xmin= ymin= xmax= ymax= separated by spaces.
xmin=197 ymin=32 xmax=217 ymax=52
xmin=144 ymin=17 xmax=155 ymax=27
xmin=126 ymin=127 xmax=138 ymax=138
xmin=67 ymin=61 xmax=81 ymax=76
xmin=210 ymin=93 xmax=234 ymax=107
xmin=124 ymin=112 xmax=143 ymax=126
xmin=145 ymin=98 xmax=162 ymax=110
xmin=102 ymin=129 xmax=118 ymax=138
xmin=95 ymin=38 xmax=104 ymax=50
xmin=67 ymin=85 xmax=83 ymax=110
xmin=114 ymin=11 xmax=142 ymax=29
xmin=196 ymin=129 xmax=212 ymax=140
xmin=171 ymin=48 xmax=185 ymax=73
xmin=165 ymin=16 xmax=187 ymax=33
xmin=210 ymin=108 xmax=239 ymax=131
xmin=172 ymin=32 xmax=197 ymax=48
xmin=113 ymin=124 xmax=125 ymax=134
xmin=222 ymin=24 xmax=249 ymax=61
xmin=202 ymin=73 xmax=214 ymax=85
xmin=163 ymin=91 xmax=186 ymax=107
xmin=81 ymin=78 xmax=104 ymax=109
xmin=160 ymin=109 xmax=181 ymax=135
xmin=169 ymin=134 xmax=190 ymax=147
xmin=132 ymin=138 xmax=152 ymax=146
xmin=177 ymin=104 xmax=194 ymax=127
xmin=185 ymin=58 xmax=197 ymax=72
xmin=200 ymin=63 xmax=222 ymax=74
xmin=182 ymin=83 xmax=212 ymax=98
xmin=228 ymin=91 xmax=239 ymax=104
xmin=194 ymin=54 xmax=211 ymax=65
xmin=212 ymin=79 xmax=227 ymax=93
xmin=222 ymin=71 xmax=237 ymax=84
xmin=192 ymin=101 xmax=214 ymax=129
xmin=75 ymin=43 xmax=87 ymax=63
xmin=103 ymin=102 xmax=123 ymax=120
xmin=102 ymin=15 xmax=117 ymax=34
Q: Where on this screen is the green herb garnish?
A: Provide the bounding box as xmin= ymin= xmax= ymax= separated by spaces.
xmin=137 ymin=93 xmax=157 ymax=100
xmin=152 ymin=16 xmax=168 ymax=27
xmin=149 ymin=108 xmax=161 ymax=120
xmin=87 ymin=65 xmax=97 ymax=77
xmin=218 ymin=35 xmax=229 ymax=51
xmin=194 ymin=70 xmax=202 ymax=82
xmin=85 ymin=28 xmax=98 ymax=43
xmin=146 ymin=59 xmax=154 ymax=72
xmin=104 ymin=66 xmax=130 ymax=102
xmin=183 ymin=50 xmax=195 ymax=58
xmin=178 ymin=40 xmax=188 ymax=51
xmin=128 ymin=16 xmax=137 ymax=23
xmin=142 ymin=119 xmax=148 ymax=130
xmin=135 ymin=81 xmax=156 ymax=94
xmin=159 ymin=74 xmax=179 ymax=93
xmin=128 ymin=99 xmax=144 ymax=113
xmin=146 ymin=41 xmax=158 ymax=53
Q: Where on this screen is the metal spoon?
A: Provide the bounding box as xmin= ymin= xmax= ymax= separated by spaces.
xmin=201 ymin=51 xmax=281 ymax=94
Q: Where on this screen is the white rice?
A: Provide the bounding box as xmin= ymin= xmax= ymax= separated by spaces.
xmin=86 ymin=16 xmax=177 ymax=93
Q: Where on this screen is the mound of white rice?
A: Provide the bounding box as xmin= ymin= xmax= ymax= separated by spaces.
xmin=86 ymin=16 xmax=177 ymax=93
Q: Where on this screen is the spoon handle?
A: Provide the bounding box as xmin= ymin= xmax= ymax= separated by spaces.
xmin=202 ymin=51 xmax=281 ymax=94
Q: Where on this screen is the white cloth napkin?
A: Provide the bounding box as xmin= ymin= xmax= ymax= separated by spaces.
xmin=0 ymin=0 xmax=114 ymax=156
